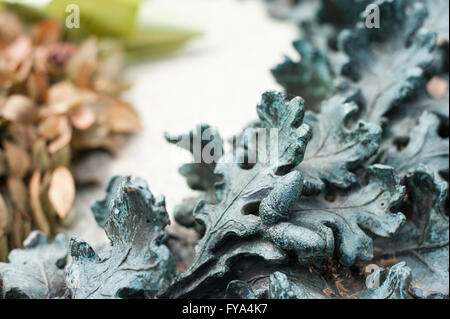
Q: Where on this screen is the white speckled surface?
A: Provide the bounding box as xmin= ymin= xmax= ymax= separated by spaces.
xmin=60 ymin=0 xmax=297 ymax=245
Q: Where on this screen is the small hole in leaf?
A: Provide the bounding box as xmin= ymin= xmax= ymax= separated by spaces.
xmin=438 ymin=120 xmax=449 ymax=138
xmin=393 ymin=137 xmax=409 ymax=151
xmin=439 ymin=171 xmax=449 ymax=183
xmin=327 ymin=35 xmax=338 ymax=51
xmin=241 ymin=202 xmax=260 ymax=216
xmin=146 ymin=218 xmax=150 ymax=223
xmin=324 ymin=188 xmax=337 ymax=202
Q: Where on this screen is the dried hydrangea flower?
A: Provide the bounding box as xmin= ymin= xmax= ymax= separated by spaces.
xmin=0 ymin=12 xmax=141 ymax=258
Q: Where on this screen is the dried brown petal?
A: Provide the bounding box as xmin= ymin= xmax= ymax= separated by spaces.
xmin=37 ymin=115 xmax=73 ymax=154
xmin=1 ymin=95 xmax=36 ymax=124
xmin=71 ymin=123 xmax=109 ymax=148
xmin=69 ymin=107 xmax=96 ymax=130
xmin=7 ymin=177 xmax=29 ymax=213
xmin=7 ymin=123 xmax=37 ymax=150
xmin=0 ymin=193 xmax=12 ymax=238
xmin=4 ymin=36 xmax=32 ymax=81
xmin=0 ymin=149 xmax=7 ymax=176
xmin=0 ymin=11 xmax=23 ymax=49
xmin=31 ymin=19 xmax=62 ymax=46
xmin=50 ymin=144 xmax=71 ymax=168
xmin=29 ymin=171 xmax=51 ymax=235
xmin=3 ymin=141 xmax=31 ymax=178
xmin=104 ymin=101 xmax=141 ymax=133
xmin=39 ymin=171 xmax=57 ymax=229
xmin=41 ymin=82 xmax=96 ymax=116
xmin=11 ymin=210 xmax=24 ymax=248
xmin=71 ymin=123 xmax=121 ymax=154
xmin=15 ymin=57 xmax=33 ymax=83
xmin=0 ymin=11 xmax=140 ymax=248
xmin=66 ymin=38 xmax=98 ymax=88
xmin=0 ymin=236 xmax=8 ymax=262
xmin=48 ymin=166 xmax=75 ymax=219
xmin=48 ymin=125 xmax=72 ymax=154
xmin=38 ymin=115 xmax=69 ymax=141
xmin=27 ymin=72 xmax=48 ymax=103
xmin=32 ymin=139 xmax=51 ymax=171
xmin=33 ymin=46 xmax=50 ymax=74
xmin=47 ymin=81 xmax=78 ymax=105
xmin=4 ymin=36 xmax=31 ymax=67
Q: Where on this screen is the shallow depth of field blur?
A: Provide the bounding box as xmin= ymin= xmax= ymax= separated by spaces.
xmin=74 ymin=0 xmax=297 ymax=245
xmin=0 ymin=0 xmax=298 ymax=246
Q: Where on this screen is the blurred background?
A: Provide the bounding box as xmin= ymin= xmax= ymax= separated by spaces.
xmin=0 ymin=0 xmax=298 ymax=249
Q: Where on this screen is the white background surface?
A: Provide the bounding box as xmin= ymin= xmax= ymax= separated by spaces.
xmin=63 ymin=0 xmax=298 ymax=245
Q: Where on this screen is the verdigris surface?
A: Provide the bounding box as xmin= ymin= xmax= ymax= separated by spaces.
xmin=66 ymin=176 xmax=176 ymax=298
xmin=0 ymin=0 xmax=447 ymax=299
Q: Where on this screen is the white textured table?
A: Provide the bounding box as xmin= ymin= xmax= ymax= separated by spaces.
xmin=61 ymin=0 xmax=297 ymax=245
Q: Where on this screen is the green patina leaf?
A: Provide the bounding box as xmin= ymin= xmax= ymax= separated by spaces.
xmin=317 ymin=0 xmax=373 ymax=27
xmin=375 ymin=166 xmax=449 ymax=298
xmin=298 ymin=90 xmax=381 ymax=192
xmin=382 ymin=111 xmax=449 ymax=180
xmin=421 ymin=0 xmax=449 ymax=45
xmin=381 ymin=77 xmax=448 ymax=151
xmin=165 ymin=124 xmax=222 ymax=231
xmin=337 ymin=0 xmax=435 ymax=125
xmin=271 ymin=40 xmax=335 ymax=107
xmin=225 ymin=261 xmax=414 ymax=299
xmin=162 ymin=91 xmax=312 ymax=298
xmin=66 ymin=176 xmax=176 ymax=298
xmin=0 ymin=0 xmax=448 ymax=300
xmin=0 ymin=231 xmax=68 ymax=299
xmin=287 ymin=165 xmax=405 ymax=266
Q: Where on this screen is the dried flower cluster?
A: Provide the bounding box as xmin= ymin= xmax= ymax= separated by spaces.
xmin=0 ymin=0 xmax=448 ymax=299
xmin=0 ymin=11 xmax=141 ymax=260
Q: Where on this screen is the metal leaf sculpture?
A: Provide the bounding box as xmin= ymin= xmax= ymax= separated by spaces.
xmin=271 ymin=40 xmax=336 ymax=107
xmin=0 ymin=0 xmax=448 ymax=300
xmin=375 ymin=166 xmax=449 ymax=298
xmin=164 ymin=124 xmax=222 ymax=232
xmin=382 ymin=111 xmax=449 ymax=182
xmin=66 ymin=177 xmax=176 ymax=298
xmin=298 ymin=90 xmax=381 ymax=192
xmin=224 ymin=261 xmax=414 ymax=299
xmin=290 ymin=164 xmax=405 ymax=266
xmin=337 ymin=0 xmax=436 ymax=125
xmin=161 ymin=91 xmax=407 ymax=298
xmin=163 ymin=91 xmax=312 ymax=298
